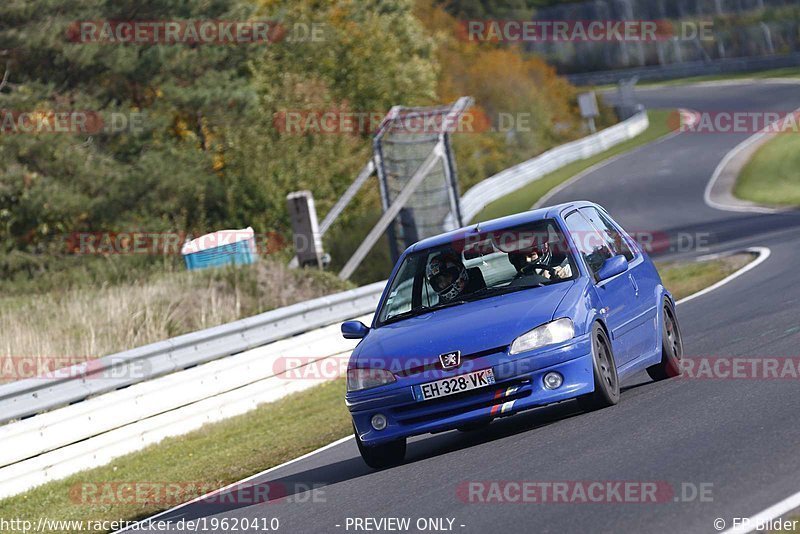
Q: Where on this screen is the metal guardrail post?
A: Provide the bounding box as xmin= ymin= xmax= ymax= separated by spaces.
xmin=287 ymin=191 xmax=325 ymax=268
xmin=319 ymin=160 xmax=375 ymax=236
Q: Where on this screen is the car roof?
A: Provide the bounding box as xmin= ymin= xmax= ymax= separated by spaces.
xmin=408 ymin=200 xmax=598 ymax=253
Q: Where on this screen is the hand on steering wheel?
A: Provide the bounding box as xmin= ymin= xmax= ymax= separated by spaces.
xmin=520 ymin=262 xmax=556 ymax=277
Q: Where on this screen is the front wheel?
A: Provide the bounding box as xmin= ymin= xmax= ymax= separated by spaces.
xmin=647 ymin=301 xmax=683 ymax=381
xmin=354 ymin=426 xmax=406 ymax=469
xmin=577 ymin=323 xmax=620 ymax=412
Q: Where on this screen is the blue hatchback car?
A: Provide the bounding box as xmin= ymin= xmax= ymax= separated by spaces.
xmin=342 ymin=201 xmax=683 ymax=468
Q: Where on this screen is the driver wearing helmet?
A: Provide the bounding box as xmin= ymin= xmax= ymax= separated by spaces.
xmin=426 ymin=252 xmax=483 ymax=301
xmin=509 ymin=241 xmax=572 ymax=280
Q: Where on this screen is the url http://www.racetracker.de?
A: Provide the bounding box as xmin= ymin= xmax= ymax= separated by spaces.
xmin=0 ymin=516 xmax=282 ymax=532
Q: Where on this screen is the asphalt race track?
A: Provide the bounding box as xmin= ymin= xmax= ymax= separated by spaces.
xmin=131 ymin=82 xmax=800 ymax=534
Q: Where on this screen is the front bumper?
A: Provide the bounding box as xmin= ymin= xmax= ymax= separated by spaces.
xmin=347 ymin=334 xmax=595 ymax=445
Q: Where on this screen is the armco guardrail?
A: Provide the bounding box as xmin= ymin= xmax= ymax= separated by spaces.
xmin=0 ymin=109 xmax=654 ymax=498
xmin=0 ymin=113 xmax=647 ymax=426
xmin=0 ymin=281 xmax=385 ymax=424
xmin=448 ymin=110 xmax=648 ymax=228
xmin=0 ymin=316 xmax=371 ymax=498
xmin=567 ymin=53 xmax=800 ymax=86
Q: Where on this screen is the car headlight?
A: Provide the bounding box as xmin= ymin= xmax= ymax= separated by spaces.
xmin=509 ymin=318 xmax=575 ymax=355
xmin=347 ymin=368 xmax=396 ymax=392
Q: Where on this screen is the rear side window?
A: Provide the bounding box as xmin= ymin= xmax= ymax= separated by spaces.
xmin=580 ymin=207 xmax=634 ymax=261
xmin=564 ymin=211 xmax=614 ymax=276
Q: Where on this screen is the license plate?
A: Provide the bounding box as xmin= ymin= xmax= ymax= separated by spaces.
xmin=417 ymin=369 xmax=495 ymax=401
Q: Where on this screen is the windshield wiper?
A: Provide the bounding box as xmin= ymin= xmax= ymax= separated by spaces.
xmin=381 ymin=299 xmax=467 ymax=325
xmin=465 ymin=282 xmax=544 ymax=301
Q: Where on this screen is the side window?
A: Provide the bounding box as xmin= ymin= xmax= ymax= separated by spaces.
xmin=420 ymin=258 xmax=440 ymax=308
xmin=564 ymin=211 xmax=615 ymax=277
xmin=382 ymin=263 xmax=416 ymax=318
xmin=581 ymin=207 xmax=634 ymax=261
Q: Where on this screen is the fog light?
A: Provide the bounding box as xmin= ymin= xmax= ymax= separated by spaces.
xmin=371 ymin=413 xmax=388 ymax=431
xmin=543 ymin=372 xmax=563 ymax=390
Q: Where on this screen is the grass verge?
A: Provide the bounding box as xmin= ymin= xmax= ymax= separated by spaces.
xmin=474 ymin=109 xmax=675 ymax=223
xmin=734 ymin=133 xmax=800 ymax=207
xmin=0 ymin=379 xmax=353 ymax=530
xmin=0 ymin=261 xmax=353 ymax=382
xmin=0 ymin=253 xmax=756 ymax=533
xmin=656 ymin=253 xmax=753 ymax=301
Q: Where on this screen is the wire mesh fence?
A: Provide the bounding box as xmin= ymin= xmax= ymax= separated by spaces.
xmin=373 ymin=103 xmax=466 ymax=261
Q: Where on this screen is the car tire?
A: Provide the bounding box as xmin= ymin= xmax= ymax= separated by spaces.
xmin=354 ymin=426 xmax=406 ymax=469
xmin=577 ymin=323 xmax=620 ymax=412
xmin=646 ymin=300 xmax=683 ymax=381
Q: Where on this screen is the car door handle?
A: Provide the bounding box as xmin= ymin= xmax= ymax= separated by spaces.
xmin=628 ymin=274 xmax=639 ymax=297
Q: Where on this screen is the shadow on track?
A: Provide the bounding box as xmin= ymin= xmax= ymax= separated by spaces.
xmin=152 ymin=383 xmax=658 ymax=525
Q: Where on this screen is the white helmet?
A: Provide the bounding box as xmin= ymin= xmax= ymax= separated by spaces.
xmin=426 ymin=252 xmax=468 ymax=301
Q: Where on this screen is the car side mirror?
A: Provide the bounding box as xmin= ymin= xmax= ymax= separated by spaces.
xmin=597 ymin=255 xmax=628 ymax=282
xmin=342 ymin=320 xmax=369 ymax=339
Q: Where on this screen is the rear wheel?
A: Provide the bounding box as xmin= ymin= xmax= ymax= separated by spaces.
xmin=647 ymin=301 xmax=683 ymax=381
xmin=577 ymin=323 xmax=620 ymax=412
xmin=354 ymin=426 xmax=406 ymax=469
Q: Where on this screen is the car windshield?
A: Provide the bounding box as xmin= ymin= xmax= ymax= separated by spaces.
xmin=377 ymin=219 xmax=578 ymax=325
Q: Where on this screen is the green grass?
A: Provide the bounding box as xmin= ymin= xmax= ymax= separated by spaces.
xmin=0 ymin=379 xmax=353 ymax=532
xmin=656 ymin=253 xmax=753 ymax=301
xmin=0 ymin=253 xmax=759 ymax=533
xmin=592 ymin=66 xmax=800 ymax=91
xmin=474 ymin=109 xmax=675 ymax=223
xmin=735 ymin=133 xmax=800 ymax=207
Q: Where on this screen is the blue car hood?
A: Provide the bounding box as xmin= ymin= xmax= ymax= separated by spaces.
xmin=353 ymin=280 xmax=576 ymax=367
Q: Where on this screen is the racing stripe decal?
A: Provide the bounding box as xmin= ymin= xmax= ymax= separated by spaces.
xmin=490 ymin=386 xmax=520 ymax=415
xmin=490 ymin=388 xmax=505 ymax=415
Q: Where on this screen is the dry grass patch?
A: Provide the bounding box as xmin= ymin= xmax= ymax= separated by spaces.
xmin=0 ymin=261 xmax=352 ymax=382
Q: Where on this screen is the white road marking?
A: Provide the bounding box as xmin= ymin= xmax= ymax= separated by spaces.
xmin=117 ymin=242 xmax=770 ymax=533
xmin=676 ymin=247 xmax=771 ymax=305
xmin=115 ymin=435 xmax=354 ymax=532
xmin=720 ymin=491 xmax=800 ymax=534
xmin=116 ymin=93 xmax=784 ymax=529
xmin=703 ymin=131 xmax=784 ymax=214
xmin=704 ymin=106 xmax=800 ymax=214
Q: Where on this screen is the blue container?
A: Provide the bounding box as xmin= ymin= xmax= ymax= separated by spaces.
xmin=182 ymin=228 xmax=258 ymax=271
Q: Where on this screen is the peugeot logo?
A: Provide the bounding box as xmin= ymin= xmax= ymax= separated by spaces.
xmin=439 ymin=351 xmax=461 ymax=370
